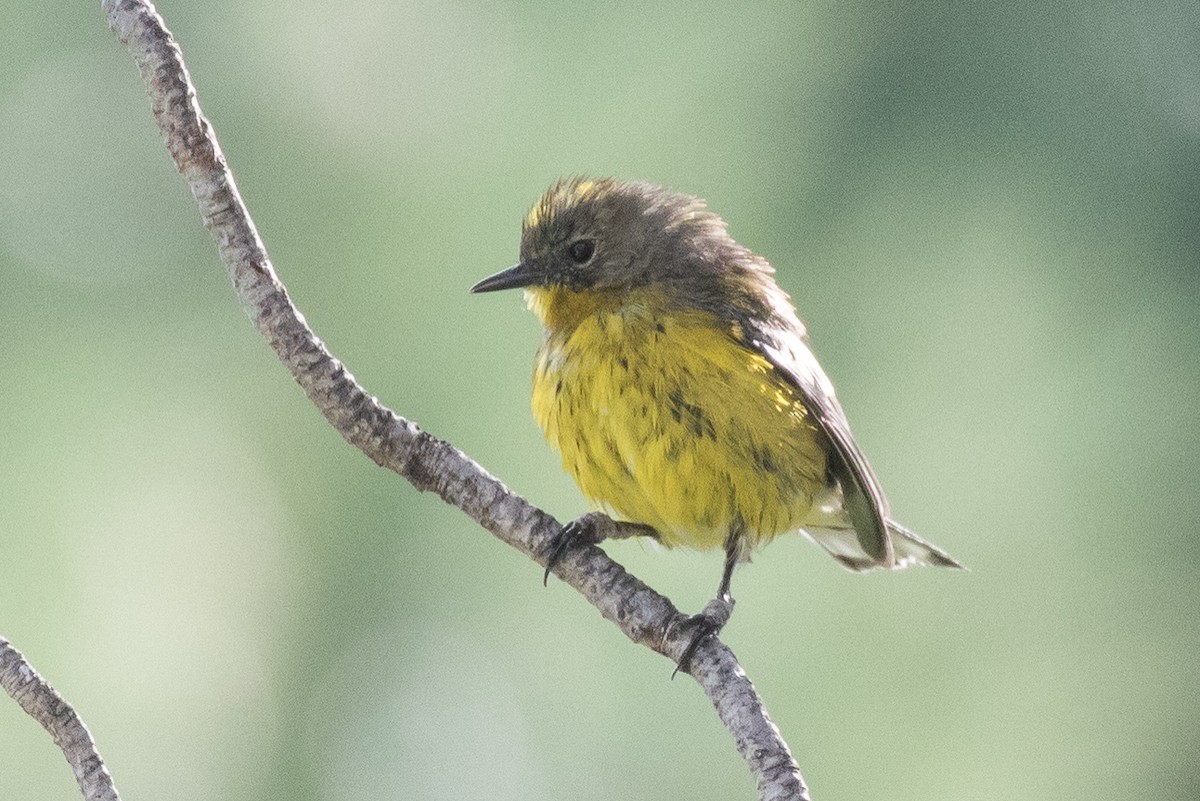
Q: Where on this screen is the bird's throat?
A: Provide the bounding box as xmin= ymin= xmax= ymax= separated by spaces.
xmin=524 ymin=285 xmax=634 ymax=333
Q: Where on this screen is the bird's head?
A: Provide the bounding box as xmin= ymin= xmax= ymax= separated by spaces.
xmin=472 ymin=177 xmax=791 ymax=333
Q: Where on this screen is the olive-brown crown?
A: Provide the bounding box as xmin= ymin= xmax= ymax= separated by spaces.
xmin=519 ymin=177 xmax=796 ymax=331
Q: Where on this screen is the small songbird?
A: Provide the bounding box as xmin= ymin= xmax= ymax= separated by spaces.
xmin=472 ymin=177 xmax=961 ymax=671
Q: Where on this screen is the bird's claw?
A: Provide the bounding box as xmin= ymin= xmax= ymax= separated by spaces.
xmin=543 ymin=513 xmax=662 ymax=586
xmin=671 ymin=596 xmax=734 ymax=679
xmin=543 ymin=515 xmax=597 ymax=586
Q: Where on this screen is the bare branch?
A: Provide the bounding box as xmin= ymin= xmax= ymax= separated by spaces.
xmin=96 ymin=1 xmax=811 ymax=798
xmin=0 ymin=637 xmax=122 ymax=801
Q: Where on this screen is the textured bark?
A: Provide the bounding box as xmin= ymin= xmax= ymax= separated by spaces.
xmin=0 ymin=638 xmax=122 ymax=801
xmin=89 ymin=1 xmax=813 ymax=799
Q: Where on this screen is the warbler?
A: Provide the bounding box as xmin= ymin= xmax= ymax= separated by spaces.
xmin=472 ymin=177 xmax=960 ymax=669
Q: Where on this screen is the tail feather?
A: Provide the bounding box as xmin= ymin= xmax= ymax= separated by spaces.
xmin=802 ymin=518 xmax=964 ymax=572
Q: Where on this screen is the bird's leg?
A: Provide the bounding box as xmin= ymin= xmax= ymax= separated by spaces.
xmin=673 ymin=530 xmax=741 ymax=678
xmin=543 ymin=511 xmax=660 ymax=586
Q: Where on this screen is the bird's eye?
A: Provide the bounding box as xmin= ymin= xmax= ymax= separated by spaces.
xmin=567 ymin=239 xmax=596 ymax=264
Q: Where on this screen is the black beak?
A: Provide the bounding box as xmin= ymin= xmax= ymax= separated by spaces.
xmin=470 ymin=262 xmax=540 ymax=293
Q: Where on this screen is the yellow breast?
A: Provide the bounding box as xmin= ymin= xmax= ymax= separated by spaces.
xmin=528 ymin=286 xmax=827 ymax=551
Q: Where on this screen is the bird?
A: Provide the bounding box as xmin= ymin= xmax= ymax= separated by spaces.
xmin=472 ymin=177 xmax=961 ymax=672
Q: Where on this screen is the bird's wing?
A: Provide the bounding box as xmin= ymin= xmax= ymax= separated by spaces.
xmin=747 ymin=328 xmax=895 ymax=568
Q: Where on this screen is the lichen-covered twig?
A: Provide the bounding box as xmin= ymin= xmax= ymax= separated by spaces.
xmin=0 ymin=637 xmax=121 ymax=801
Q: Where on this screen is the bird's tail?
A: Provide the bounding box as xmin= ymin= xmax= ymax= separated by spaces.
xmin=802 ymin=518 xmax=964 ymax=572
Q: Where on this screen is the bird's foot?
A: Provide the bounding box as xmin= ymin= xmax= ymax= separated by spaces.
xmin=671 ymin=595 xmax=734 ymax=678
xmin=542 ymin=512 xmax=658 ymax=586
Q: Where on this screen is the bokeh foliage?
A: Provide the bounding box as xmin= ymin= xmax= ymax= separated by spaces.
xmin=1 ymin=2 xmax=1197 ymax=799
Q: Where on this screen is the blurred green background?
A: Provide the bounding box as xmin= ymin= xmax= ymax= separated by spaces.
xmin=2 ymin=1 xmax=1198 ymax=799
